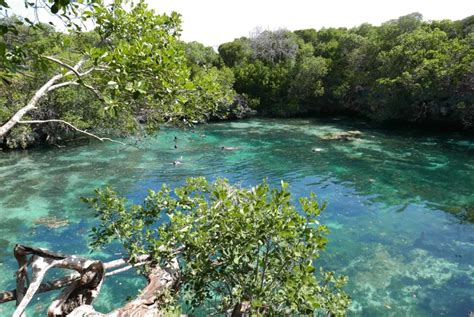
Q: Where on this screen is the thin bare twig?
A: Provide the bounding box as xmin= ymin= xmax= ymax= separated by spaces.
xmin=105 ymin=261 xmax=149 ymax=276
xmin=47 ymin=80 xmax=79 ymax=91
xmin=48 ymin=79 xmax=103 ymax=103
xmin=43 ymin=56 xmax=83 ymax=77
xmin=18 ymin=119 xmax=127 ymax=146
xmin=79 ymin=67 xmax=98 ymax=77
xmin=82 ymin=82 xmax=104 ymax=100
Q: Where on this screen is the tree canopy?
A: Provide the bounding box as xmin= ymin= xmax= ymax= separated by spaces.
xmin=85 ymin=177 xmax=350 ymax=316
xmin=219 ymin=13 xmax=474 ymax=128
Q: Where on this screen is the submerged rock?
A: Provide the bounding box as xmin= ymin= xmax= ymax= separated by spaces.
xmin=321 ymin=130 xmax=362 ymax=141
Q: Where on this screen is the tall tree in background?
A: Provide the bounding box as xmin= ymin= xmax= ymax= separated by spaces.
xmin=220 ymin=13 xmax=474 ymax=128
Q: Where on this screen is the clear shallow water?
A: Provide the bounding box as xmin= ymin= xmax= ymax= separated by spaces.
xmin=0 ymin=118 xmax=473 ymax=316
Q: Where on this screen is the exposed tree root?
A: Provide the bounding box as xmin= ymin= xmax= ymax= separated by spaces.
xmin=1 ymin=245 xmax=179 ymax=317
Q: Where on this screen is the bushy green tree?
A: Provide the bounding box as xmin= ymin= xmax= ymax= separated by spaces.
xmin=184 ymin=41 xmax=221 ymax=72
xmin=287 ymin=55 xmax=328 ymax=113
xmin=85 ymin=177 xmax=350 ymax=316
xmin=218 ymin=37 xmax=253 ymax=68
xmin=220 ymin=13 xmax=474 ymax=129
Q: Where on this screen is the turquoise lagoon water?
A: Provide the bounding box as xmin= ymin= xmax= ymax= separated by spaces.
xmin=0 ymin=118 xmax=473 ymax=316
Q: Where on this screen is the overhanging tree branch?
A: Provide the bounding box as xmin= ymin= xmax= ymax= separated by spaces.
xmin=0 ymin=57 xmax=92 ymax=138
xmin=47 ymin=81 xmax=103 ymax=100
xmin=43 ymin=56 xmax=106 ymax=78
xmin=18 ymin=119 xmax=127 ymax=145
xmin=0 ymin=55 xmax=111 ymax=141
xmin=44 ymin=56 xmax=105 ymax=100
xmin=47 ymin=80 xmax=79 ymax=91
xmin=0 ymin=73 xmax=63 ymax=137
xmin=43 ymin=55 xmax=83 ymax=78
xmin=82 ymin=82 xmax=104 ymax=101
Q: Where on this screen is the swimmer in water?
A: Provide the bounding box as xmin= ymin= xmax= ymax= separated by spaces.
xmin=221 ymin=146 xmax=239 ymax=151
xmin=173 ymin=156 xmax=183 ymax=166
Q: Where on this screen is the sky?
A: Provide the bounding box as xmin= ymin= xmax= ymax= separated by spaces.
xmin=6 ymin=0 xmax=474 ymax=48
xmin=150 ymin=0 xmax=473 ymax=47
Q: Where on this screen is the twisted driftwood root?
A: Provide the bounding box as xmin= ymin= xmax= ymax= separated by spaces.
xmin=1 ymin=245 xmax=179 ymax=317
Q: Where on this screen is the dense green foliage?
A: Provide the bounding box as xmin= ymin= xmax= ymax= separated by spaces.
xmin=0 ymin=1 xmax=238 ymax=149
xmin=0 ymin=0 xmax=96 ymax=77
xmin=84 ymin=177 xmax=350 ymax=316
xmin=3 ymin=9 xmax=472 ymax=149
xmin=219 ymin=13 xmax=474 ymax=128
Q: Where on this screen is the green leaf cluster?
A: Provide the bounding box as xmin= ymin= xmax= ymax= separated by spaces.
xmin=84 ymin=177 xmax=350 ymax=316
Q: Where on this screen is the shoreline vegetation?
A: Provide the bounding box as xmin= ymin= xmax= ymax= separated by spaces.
xmin=1 ymin=9 xmax=473 ymax=150
xmin=218 ymin=13 xmax=473 ymax=129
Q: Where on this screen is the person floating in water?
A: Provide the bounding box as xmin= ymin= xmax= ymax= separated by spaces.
xmin=173 ymin=156 xmax=183 ymax=166
xmin=221 ymin=146 xmax=239 ymax=151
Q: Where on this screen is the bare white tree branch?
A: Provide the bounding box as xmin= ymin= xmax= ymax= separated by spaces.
xmin=44 ymin=56 xmax=107 ymax=78
xmin=48 ymin=80 xmax=103 ymax=99
xmin=79 ymin=67 xmax=99 ymax=77
xmin=2 ymin=245 xmax=180 ymax=317
xmin=44 ymin=56 xmax=105 ymax=100
xmin=43 ymin=55 xmax=83 ymax=78
xmin=18 ymin=119 xmax=126 ymax=146
xmin=0 ymin=57 xmax=90 ymax=138
xmin=0 ymin=73 xmax=63 ymax=137
xmin=13 ymin=256 xmax=60 ymax=317
xmin=47 ymin=80 xmax=79 ymax=91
